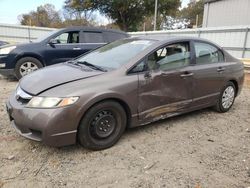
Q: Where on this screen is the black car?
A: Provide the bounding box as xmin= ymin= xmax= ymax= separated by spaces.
xmin=0 ymin=27 xmax=129 ymax=79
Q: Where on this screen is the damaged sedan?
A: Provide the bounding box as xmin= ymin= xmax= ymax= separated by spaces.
xmin=6 ymin=37 xmax=244 ymax=150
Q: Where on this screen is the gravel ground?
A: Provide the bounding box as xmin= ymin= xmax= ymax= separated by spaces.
xmin=0 ymin=75 xmax=249 ymax=188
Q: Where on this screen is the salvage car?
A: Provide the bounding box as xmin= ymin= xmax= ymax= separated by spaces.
xmin=6 ymin=37 xmax=244 ymax=150
xmin=0 ymin=27 xmax=129 ymax=79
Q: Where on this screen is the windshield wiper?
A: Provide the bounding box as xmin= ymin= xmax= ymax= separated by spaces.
xmin=66 ymin=60 xmax=83 ymax=68
xmin=66 ymin=60 xmax=77 ymax=64
xmin=76 ymin=61 xmax=107 ymax=72
xmin=66 ymin=60 xmax=94 ymax=72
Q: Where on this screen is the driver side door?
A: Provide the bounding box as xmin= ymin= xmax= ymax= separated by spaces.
xmin=137 ymin=41 xmax=194 ymax=124
xmin=44 ymin=31 xmax=83 ymax=65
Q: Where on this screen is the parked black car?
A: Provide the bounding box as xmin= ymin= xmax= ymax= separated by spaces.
xmin=0 ymin=41 xmax=9 ymax=46
xmin=0 ymin=27 xmax=129 ymax=79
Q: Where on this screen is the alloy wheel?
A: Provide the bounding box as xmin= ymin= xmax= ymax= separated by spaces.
xmin=222 ymin=86 xmax=235 ymax=109
xmin=19 ymin=62 xmax=39 ymax=76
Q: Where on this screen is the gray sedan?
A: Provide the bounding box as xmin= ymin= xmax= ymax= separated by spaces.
xmin=6 ymin=36 xmax=244 ymax=150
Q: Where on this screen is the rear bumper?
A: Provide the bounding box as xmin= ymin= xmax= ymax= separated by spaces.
xmin=6 ymin=92 xmax=78 ymax=147
xmin=236 ymin=71 xmax=245 ymax=96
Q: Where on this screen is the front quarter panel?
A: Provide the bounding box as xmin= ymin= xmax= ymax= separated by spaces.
xmin=41 ymin=71 xmax=139 ymax=129
xmin=4 ymin=43 xmax=45 ymax=69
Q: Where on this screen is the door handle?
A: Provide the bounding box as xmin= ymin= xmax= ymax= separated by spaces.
xmin=180 ymin=72 xmax=193 ymax=78
xmin=217 ymin=67 xmax=225 ymax=72
xmin=73 ymin=47 xmax=81 ymax=50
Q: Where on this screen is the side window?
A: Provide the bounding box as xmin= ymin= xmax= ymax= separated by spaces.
xmin=54 ymin=33 xmax=68 ymax=44
xmin=70 ymin=32 xmax=79 ymax=43
xmin=54 ymin=32 xmax=79 ymax=44
xmin=147 ymin=42 xmax=190 ymax=71
xmin=105 ymin=32 xmax=127 ymax=42
xmin=130 ymin=61 xmax=146 ymax=73
xmin=194 ymin=42 xmax=224 ymax=64
xmin=83 ymin=32 xmax=104 ymax=43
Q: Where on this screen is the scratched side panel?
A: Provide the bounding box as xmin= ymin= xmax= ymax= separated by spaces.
xmin=137 ymin=68 xmax=193 ymax=125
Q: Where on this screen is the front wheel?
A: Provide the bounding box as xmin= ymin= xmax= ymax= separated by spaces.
xmin=78 ymin=100 xmax=127 ymax=150
xmin=215 ymin=82 xmax=236 ymax=113
xmin=15 ymin=57 xmax=43 ymax=79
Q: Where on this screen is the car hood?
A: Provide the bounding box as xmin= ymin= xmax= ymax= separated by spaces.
xmin=20 ymin=63 xmax=104 ymax=95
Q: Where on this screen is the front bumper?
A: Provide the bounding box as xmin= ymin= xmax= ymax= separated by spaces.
xmin=0 ymin=68 xmax=15 ymax=77
xmin=6 ymin=92 xmax=79 ymax=147
xmin=0 ymin=54 xmax=15 ymax=77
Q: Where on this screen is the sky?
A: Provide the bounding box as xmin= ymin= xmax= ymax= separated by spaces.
xmin=0 ymin=0 xmax=190 ymax=25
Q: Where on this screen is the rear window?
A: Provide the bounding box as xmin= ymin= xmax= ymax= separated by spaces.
xmin=194 ymin=42 xmax=224 ymax=64
xmin=83 ymin=32 xmax=104 ymax=43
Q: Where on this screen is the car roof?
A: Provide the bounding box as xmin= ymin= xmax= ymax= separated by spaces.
xmin=60 ymin=26 xmax=129 ymax=35
xmin=132 ymin=35 xmax=222 ymax=49
xmin=134 ymin=35 xmax=208 ymax=42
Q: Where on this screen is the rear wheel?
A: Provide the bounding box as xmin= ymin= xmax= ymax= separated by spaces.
xmin=15 ymin=57 xmax=43 ymax=79
xmin=215 ymin=82 xmax=236 ymax=113
xmin=78 ymin=100 xmax=127 ymax=150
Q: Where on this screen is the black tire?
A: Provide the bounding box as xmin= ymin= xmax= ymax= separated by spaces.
xmin=214 ymin=81 xmax=236 ymax=113
xmin=15 ymin=57 xmax=43 ymax=79
xmin=78 ymin=100 xmax=127 ymax=150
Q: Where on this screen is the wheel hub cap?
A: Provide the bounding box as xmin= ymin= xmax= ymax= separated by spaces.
xmin=91 ymin=111 xmax=116 ymax=138
xmin=222 ymin=86 xmax=235 ymax=109
xmin=20 ymin=62 xmax=39 ymax=76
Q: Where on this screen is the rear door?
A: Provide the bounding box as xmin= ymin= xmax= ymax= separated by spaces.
xmin=44 ymin=31 xmax=83 ymax=65
xmin=190 ymin=41 xmax=226 ymax=108
xmin=79 ymin=31 xmax=106 ymax=53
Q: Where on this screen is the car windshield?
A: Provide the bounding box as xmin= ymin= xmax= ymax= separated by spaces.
xmin=76 ymin=38 xmax=156 ymax=70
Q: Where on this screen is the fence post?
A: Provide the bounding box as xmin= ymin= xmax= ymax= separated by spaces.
xmin=27 ymin=26 xmax=31 ymax=42
xmin=198 ymin=30 xmax=201 ymax=38
xmin=242 ymin=27 xmax=249 ymax=58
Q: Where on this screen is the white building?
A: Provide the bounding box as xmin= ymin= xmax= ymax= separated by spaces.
xmin=189 ymin=0 xmax=199 ymax=4
xmin=203 ymin=0 xmax=250 ymax=27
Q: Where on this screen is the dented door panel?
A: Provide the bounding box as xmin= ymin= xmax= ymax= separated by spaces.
xmin=138 ymin=67 xmax=193 ymax=124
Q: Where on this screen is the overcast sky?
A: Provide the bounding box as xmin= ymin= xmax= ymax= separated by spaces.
xmin=0 ymin=0 xmax=190 ymax=25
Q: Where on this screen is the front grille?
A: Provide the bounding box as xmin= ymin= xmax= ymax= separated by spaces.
xmin=17 ymin=97 xmax=30 ymax=104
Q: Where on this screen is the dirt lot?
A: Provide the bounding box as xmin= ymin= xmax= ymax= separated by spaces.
xmin=0 ymin=75 xmax=249 ymax=188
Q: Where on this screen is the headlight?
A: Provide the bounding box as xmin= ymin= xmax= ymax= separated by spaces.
xmin=0 ymin=46 xmax=16 ymax=54
xmin=26 ymin=96 xmax=79 ymax=108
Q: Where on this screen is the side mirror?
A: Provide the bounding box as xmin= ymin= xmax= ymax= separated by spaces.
xmin=48 ymin=39 xmax=59 ymax=45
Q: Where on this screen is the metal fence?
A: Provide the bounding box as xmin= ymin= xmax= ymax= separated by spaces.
xmin=0 ymin=23 xmax=250 ymax=59
xmin=0 ymin=23 xmax=55 ymax=43
xmin=129 ymin=26 xmax=250 ymax=59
